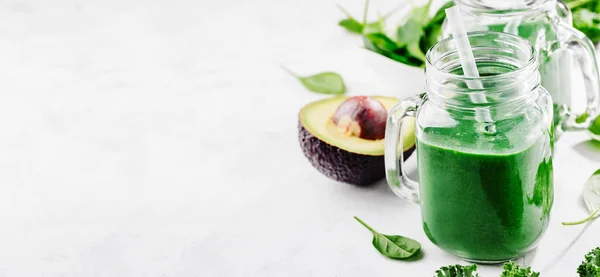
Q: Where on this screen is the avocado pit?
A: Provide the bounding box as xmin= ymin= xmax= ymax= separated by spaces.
xmin=332 ymin=96 xmax=388 ymax=140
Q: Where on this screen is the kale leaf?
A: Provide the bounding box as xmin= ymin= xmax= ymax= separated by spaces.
xmin=578 ymin=247 xmax=600 ymax=277
xmin=500 ymin=261 xmax=540 ymax=277
xmin=435 ymin=264 xmax=479 ymax=277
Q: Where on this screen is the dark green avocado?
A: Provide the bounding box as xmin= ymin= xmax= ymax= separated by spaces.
xmin=298 ymin=96 xmax=416 ymax=186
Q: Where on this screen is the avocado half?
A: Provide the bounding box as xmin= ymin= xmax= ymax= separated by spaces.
xmin=298 ymin=96 xmax=416 ymax=186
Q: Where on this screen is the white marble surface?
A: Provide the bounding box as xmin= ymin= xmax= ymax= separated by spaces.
xmin=0 ymin=0 xmax=599 ymax=276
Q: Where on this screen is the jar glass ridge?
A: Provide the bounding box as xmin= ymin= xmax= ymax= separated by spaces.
xmin=425 ymin=32 xmax=541 ymax=117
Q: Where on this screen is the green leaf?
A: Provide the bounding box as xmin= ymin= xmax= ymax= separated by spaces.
xmin=412 ymin=0 xmax=434 ymax=23
xmin=527 ymin=158 xmax=553 ymax=219
xmin=337 ymin=5 xmax=364 ymax=34
xmin=435 ymin=264 xmax=479 ymax=277
xmin=566 ymin=0 xmax=596 ymax=11
xmin=396 ymin=19 xmax=426 ymax=62
xmin=573 ymin=9 xmax=600 ymax=44
xmin=339 ymin=18 xmax=364 ymax=34
xmin=428 ymin=1 xmax=455 ymax=26
xmin=500 ymin=261 xmax=540 ymax=277
xmin=363 ymin=33 xmax=423 ymax=67
xmin=567 ymin=0 xmax=600 ymax=44
xmin=562 ymin=169 xmax=600 ymax=225
xmin=363 ymin=16 xmax=385 ymax=34
xmin=349 ymin=0 xmax=444 ymax=68
xmin=576 ymin=112 xmax=590 ymax=124
xmin=420 ymin=1 xmax=454 ymax=56
xmin=282 ymin=67 xmax=346 ymax=95
xmin=590 ymin=115 xmax=600 ymax=139
xmin=577 ymin=247 xmax=600 ymax=277
xmin=354 ymin=216 xmax=421 ymax=259
xmin=364 ymin=33 xmax=400 ymax=52
xmin=396 ymin=19 xmax=426 ymax=46
xmin=394 ymin=0 xmax=437 ymax=63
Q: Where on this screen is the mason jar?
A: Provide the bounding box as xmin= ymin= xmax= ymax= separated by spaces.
xmin=447 ymin=0 xmax=600 ymax=136
xmin=385 ymin=31 xmax=554 ymax=263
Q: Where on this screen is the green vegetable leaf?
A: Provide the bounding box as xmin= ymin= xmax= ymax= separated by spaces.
xmin=354 ymin=216 xmax=421 ymax=259
xmin=363 ymin=33 xmax=423 ymax=67
xmin=394 ymin=0 xmax=433 ymax=63
xmin=340 ymin=0 xmax=451 ymax=67
xmin=573 ymin=9 xmax=600 ymax=44
xmin=578 ymin=247 xmax=600 ymax=277
xmin=435 ymin=264 xmax=479 ymax=277
xmin=590 ymin=115 xmax=600 ymax=141
xmin=396 ymin=19 xmax=426 ymax=62
xmin=577 ymin=112 xmax=591 ymax=124
xmin=565 ymin=0 xmax=600 ymax=44
xmin=563 ymin=169 xmax=600 ymax=226
xmin=339 ymin=18 xmax=364 ymax=34
xmin=282 ymin=67 xmax=346 ymax=95
xmin=566 ymin=0 xmax=600 ymax=12
xmin=337 ymin=1 xmax=385 ymax=35
xmin=363 ymin=16 xmax=385 ymax=35
xmin=337 ymin=5 xmax=364 ymax=34
xmin=364 ymin=33 xmax=400 ymax=52
xmin=429 ymin=1 xmax=455 ymax=26
xmin=528 ymin=158 xmax=554 ymax=219
xmin=500 ymin=261 xmax=540 ymax=277
xmin=396 ymin=19 xmax=426 ymax=46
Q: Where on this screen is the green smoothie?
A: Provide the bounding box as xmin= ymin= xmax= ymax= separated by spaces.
xmin=418 ymin=123 xmax=554 ymax=262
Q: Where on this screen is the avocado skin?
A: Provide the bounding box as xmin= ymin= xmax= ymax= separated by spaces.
xmin=298 ymin=121 xmax=414 ymax=186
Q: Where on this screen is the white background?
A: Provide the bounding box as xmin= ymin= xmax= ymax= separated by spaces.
xmin=0 ymin=0 xmax=598 ymax=276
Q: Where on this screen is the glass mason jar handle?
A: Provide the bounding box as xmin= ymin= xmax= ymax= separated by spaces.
xmin=384 ymin=95 xmax=421 ymax=203
xmin=557 ymin=21 xmax=600 ymax=130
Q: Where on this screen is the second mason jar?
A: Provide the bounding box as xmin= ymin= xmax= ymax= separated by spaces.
xmin=385 ymin=31 xmax=554 ymax=263
xmin=448 ymin=0 xmax=600 ymax=135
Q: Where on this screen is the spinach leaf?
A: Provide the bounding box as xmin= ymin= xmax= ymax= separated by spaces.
xmin=363 ymin=33 xmax=423 ymax=67
xmin=429 ymin=1 xmax=455 ymax=26
xmin=576 ymin=112 xmax=590 ymax=124
xmin=282 ymin=67 xmax=346 ymax=95
xmin=337 ymin=0 xmax=453 ymax=67
xmin=337 ymin=5 xmax=364 ymax=34
xmin=421 ymin=1 xmax=455 ymax=57
xmin=397 ymin=19 xmax=427 ymax=62
xmin=528 ymin=158 xmax=554 ymax=219
xmin=573 ymin=9 xmax=600 ymax=44
xmin=395 ymin=0 xmax=432 ymax=62
xmin=364 ymin=33 xmax=401 ymax=53
xmin=339 ymin=18 xmax=364 ymax=34
xmin=354 ymin=216 xmax=421 ymax=259
xmin=565 ymin=0 xmax=600 ymax=44
xmin=562 ymin=169 xmax=600 ymax=226
xmin=363 ymin=16 xmax=385 ymax=35
xmin=590 ymin=114 xmax=600 ymax=140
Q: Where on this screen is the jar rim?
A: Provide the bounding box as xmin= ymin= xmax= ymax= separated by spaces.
xmin=454 ymin=0 xmax=554 ymax=16
xmin=425 ymin=31 xmax=537 ymax=83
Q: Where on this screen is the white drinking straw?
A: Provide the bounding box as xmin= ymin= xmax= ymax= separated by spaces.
xmin=445 ymin=6 xmax=493 ymax=123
